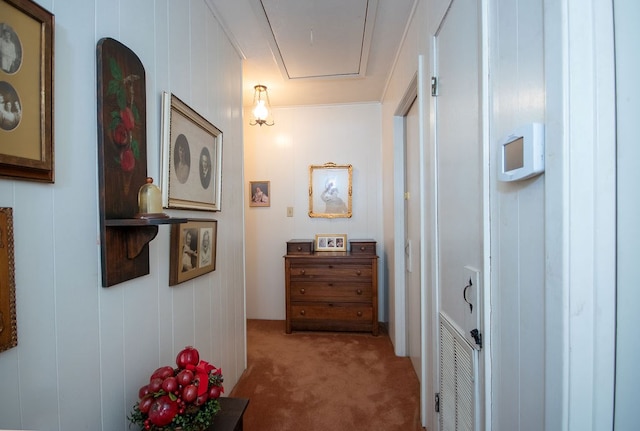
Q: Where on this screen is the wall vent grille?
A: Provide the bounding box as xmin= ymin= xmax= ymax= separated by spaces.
xmin=439 ymin=313 xmax=478 ymax=431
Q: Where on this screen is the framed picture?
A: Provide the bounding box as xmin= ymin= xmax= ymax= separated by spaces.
xmin=249 ymin=181 xmax=270 ymax=207
xmin=169 ymin=219 xmax=217 ymax=286
xmin=0 ymin=208 xmax=17 ymax=352
xmin=315 ymin=234 xmax=347 ymax=252
xmin=161 ymin=92 xmax=223 ymax=211
xmin=309 ymin=162 xmax=352 ymax=218
xmin=0 ymin=0 xmax=54 ymax=182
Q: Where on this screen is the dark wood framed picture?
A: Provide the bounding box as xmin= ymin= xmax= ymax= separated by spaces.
xmin=309 ymin=162 xmax=352 ymax=218
xmin=0 ymin=207 xmax=17 ymax=353
xmin=0 ymin=0 xmax=54 ymax=182
xmin=169 ymin=219 xmax=217 ymax=286
xmin=161 ymin=92 xmax=223 ymax=212
xmin=249 ymin=180 xmax=270 ymax=207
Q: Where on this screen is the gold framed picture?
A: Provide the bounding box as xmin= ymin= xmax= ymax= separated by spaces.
xmin=309 ymin=162 xmax=352 ymax=218
xmin=315 ymin=233 xmax=347 ymax=252
xmin=0 ymin=0 xmax=54 ymax=182
xmin=169 ymin=219 xmax=217 ymax=285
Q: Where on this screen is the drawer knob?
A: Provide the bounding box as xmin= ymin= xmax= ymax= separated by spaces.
xmin=356 ymin=270 xmax=362 ymax=276
xmin=296 ymin=246 xmax=302 ymax=251
xmin=300 ymin=310 xmax=306 ymax=316
xmin=328 ymin=265 xmax=334 ymax=269
xmin=299 ymin=288 xmax=305 ymax=294
xmin=360 ymin=246 xmax=366 ymax=251
xmin=357 ymin=311 xmax=363 ymax=317
xmin=299 ymin=269 xmax=306 ymax=275
xmin=356 ymin=289 xmax=363 ymax=295
xmin=328 ymin=283 xmax=334 ymax=287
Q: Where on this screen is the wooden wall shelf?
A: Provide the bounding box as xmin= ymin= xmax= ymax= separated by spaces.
xmin=96 ymin=38 xmax=185 ymax=287
xmin=105 ymin=218 xmax=186 ymax=260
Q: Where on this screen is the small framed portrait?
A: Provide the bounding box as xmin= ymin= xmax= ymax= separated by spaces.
xmin=249 ymin=181 xmax=270 ymax=207
xmin=161 ymin=92 xmax=223 ymax=211
xmin=309 ymin=162 xmax=352 ymax=218
xmin=169 ymin=219 xmax=217 ymax=286
xmin=315 ymin=234 xmax=347 ymax=252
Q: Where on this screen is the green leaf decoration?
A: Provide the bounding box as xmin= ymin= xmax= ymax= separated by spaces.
xmin=108 ymin=115 xmax=120 ymax=131
xmin=108 ymin=57 xmax=123 ymax=81
xmin=132 ymin=104 xmax=140 ymax=123
xmin=116 ymin=88 xmax=126 ymax=110
xmin=131 ymin=139 xmax=140 ymax=160
xmin=107 ymin=79 xmax=120 ymax=97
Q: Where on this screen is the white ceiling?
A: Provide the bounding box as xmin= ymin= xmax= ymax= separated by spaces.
xmin=207 ymin=0 xmax=416 ymax=108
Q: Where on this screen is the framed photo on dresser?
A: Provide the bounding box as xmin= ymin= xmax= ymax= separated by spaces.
xmin=315 ymin=234 xmax=347 ymax=252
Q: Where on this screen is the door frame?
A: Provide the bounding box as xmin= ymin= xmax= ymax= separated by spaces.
xmin=392 ymin=56 xmax=430 ymax=427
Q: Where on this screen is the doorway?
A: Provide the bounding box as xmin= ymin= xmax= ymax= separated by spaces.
xmin=394 ymin=64 xmax=428 ymax=427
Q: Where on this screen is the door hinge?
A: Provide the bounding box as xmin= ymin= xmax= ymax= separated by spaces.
xmin=431 ymin=76 xmax=438 ymax=96
xmin=470 ymin=328 xmax=483 ymax=349
xmin=435 ymin=392 xmax=440 ymax=412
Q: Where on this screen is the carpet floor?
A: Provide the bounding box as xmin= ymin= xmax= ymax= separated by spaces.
xmin=229 ymin=320 xmax=424 ymax=431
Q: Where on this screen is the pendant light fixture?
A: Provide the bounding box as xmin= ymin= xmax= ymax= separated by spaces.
xmin=249 ymin=84 xmax=274 ymax=126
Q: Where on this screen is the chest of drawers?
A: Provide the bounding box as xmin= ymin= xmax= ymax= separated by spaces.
xmin=284 ymin=252 xmax=379 ymax=335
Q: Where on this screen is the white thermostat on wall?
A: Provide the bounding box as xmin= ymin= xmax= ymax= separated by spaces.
xmin=498 ymin=123 xmax=545 ymax=182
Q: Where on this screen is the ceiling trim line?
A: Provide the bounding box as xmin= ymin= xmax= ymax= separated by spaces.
xmin=381 ymin=0 xmax=420 ymax=102
xmin=204 ymin=0 xmax=248 ymax=60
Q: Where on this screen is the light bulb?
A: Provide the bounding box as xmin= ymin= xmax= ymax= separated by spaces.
xmin=253 ymin=100 xmax=268 ymax=120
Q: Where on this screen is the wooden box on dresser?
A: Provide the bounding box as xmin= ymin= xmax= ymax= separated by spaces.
xmin=284 ymin=240 xmax=378 ymax=336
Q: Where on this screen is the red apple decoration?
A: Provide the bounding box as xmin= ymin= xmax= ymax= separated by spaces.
xmin=194 ymin=392 xmax=209 ymax=406
xmin=148 ymin=377 xmax=163 ymax=393
xmin=176 ymin=369 xmax=194 ymax=386
xmin=176 ymin=346 xmax=200 ymax=369
xmin=182 ymin=384 xmax=198 ymax=403
xmin=208 ymin=385 xmax=222 ymax=399
xmin=138 ymin=384 xmax=150 ymax=399
xmin=130 ymin=347 xmax=224 ymax=430
xmin=138 ymin=396 xmax=154 ymax=414
xmin=161 ymin=376 xmax=178 ymax=393
xmin=150 ymin=366 xmax=175 ymax=381
xmin=148 ymin=395 xmax=178 ymax=426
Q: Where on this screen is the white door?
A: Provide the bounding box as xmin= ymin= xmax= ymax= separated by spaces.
xmin=434 ymin=0 xmax=483 ymax=429
xmin=405 ymin=98 xmax=422 ymax=376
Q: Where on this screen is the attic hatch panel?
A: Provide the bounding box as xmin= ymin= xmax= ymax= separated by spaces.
xmin=261 ymin=0 xmax=369 ymax=79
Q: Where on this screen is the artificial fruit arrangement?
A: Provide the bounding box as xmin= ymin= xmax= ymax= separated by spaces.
xmin=129 ymin=346 xmax=224 ymax=431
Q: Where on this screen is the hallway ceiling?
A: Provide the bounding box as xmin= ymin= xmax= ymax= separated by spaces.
xmin=207 ymin=0 xmax=416 ymax=108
